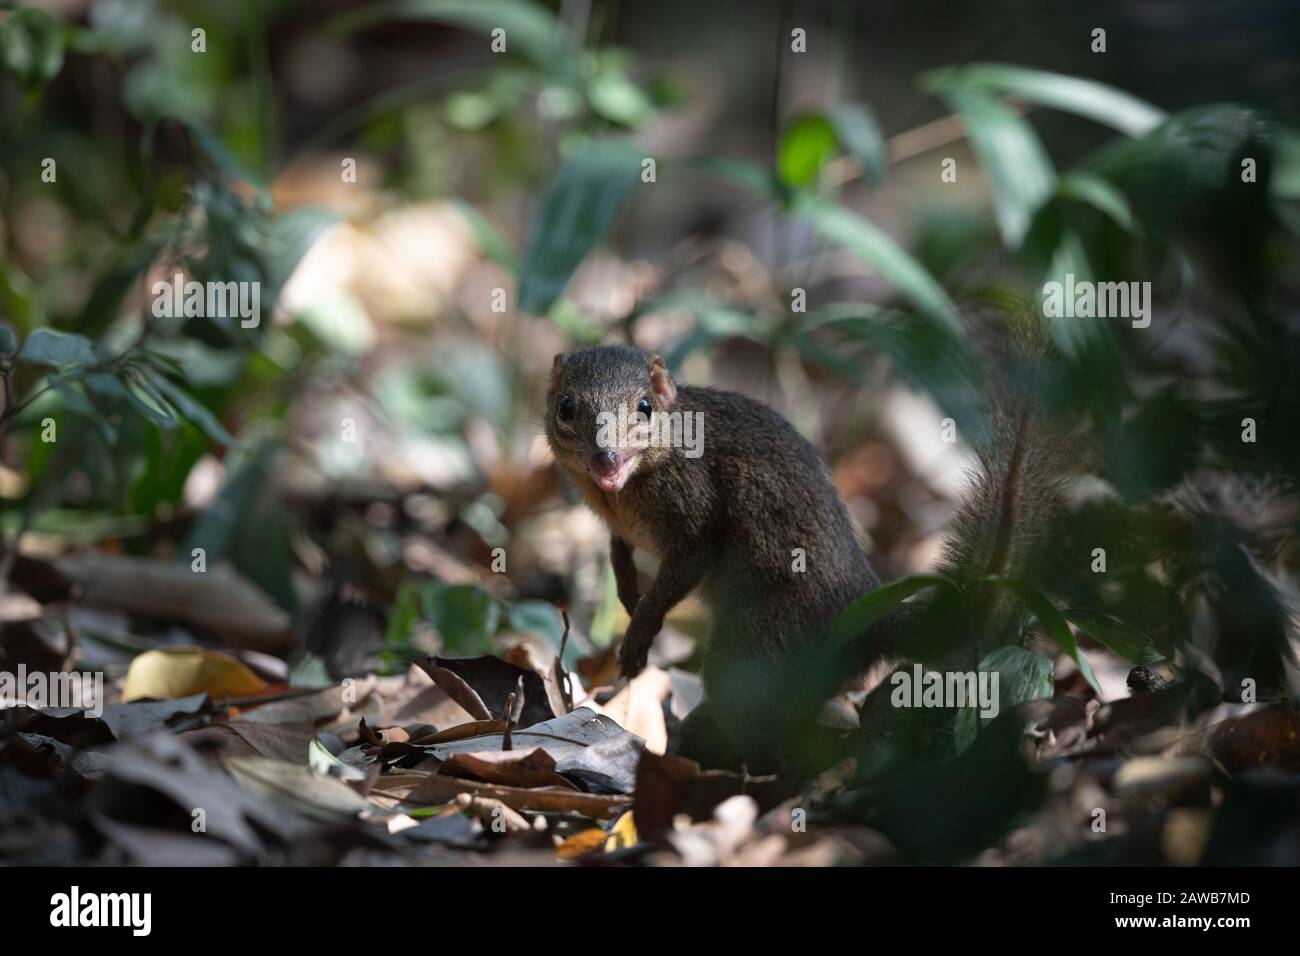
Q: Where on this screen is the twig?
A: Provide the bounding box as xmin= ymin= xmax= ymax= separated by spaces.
xmin=501 ymin=675 xmax=524 ymax=751
xmin=59 ymin=607 xmax=80 ymax=672
xmin=556 ymin=610 xmax=575 ymax=713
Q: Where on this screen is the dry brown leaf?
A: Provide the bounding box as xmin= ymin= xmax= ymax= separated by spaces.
xmin=412 ymin=719 xmax=508 ymax=745
xmin=439 ymin=747 xmax=576 ymax=789
xmin=597 ymin=665 xmax=671 ymax=754
xmin=423 ymin=666 xmax=492 ymax=721
xmin=55 ymin=553 xmax=292 ymax=654
xmin=370 ymin=772 xmax=631 ymax=820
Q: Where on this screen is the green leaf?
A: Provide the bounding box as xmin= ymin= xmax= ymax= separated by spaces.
xmin=645 ymin=292 xmax=772 ymax=367
xmin=923 ymin=64 xmax=1166 ymax=137
xmin=791 ymin=193 xmax=964 ymax=337
xmin=831 ymin=574 xmax=952 ymax=648
xmin=121 ymin=366 xmax=179 ymax=429
xmin=1103 ymin=388 xmax=1199 ymax=499
xmin=0 ymin=6 xmax=65 ymax=98
xmin=73 ymin=237 xmax=164 ymax=339
xmin=425 ymin=584 xmax=503 ymax=656
xmin=52 ymin=380 xmax=98 ymax=419
xmin=81 ymin=369 xmax=176 ymax=434
xmin=1062 ymin=610 xmax=1163 ymax=665
xmin=189 ymin=125 xmax=268 ymax=193
xmin=1274 ymin=131 xmax=1300 ymax=202
xmin=694 ymin=158 xmax=963 ymax=342
xmin=1056 ymin=171 xmax=1137 ymax=233
xmin=587 ymin=52 xmax=655 ymax=127
xmin=1081 ymin=105 xmax=1277 ymax=243
xmin=517 ymin=139 xmax=642 ymax=314
xmin=384 ymin=581 xmax=429 ymax=645
xmin=17 ymin=329 xmax=96 ymax=368
xmin=983 ymin=576 xmax=1101 ymax=695
xmin=0 ymin=260 xmax=42 ymax=334
xmin=778 ymin=114 xmax=838 ymax=187
xmin=146 ymin=370 xmax=234 ymax=445
xmin=953 ymin=646 xmax=1054 ymax=753
xmin=803 ymin=303 xmax=984 ymax=437
xmin=184 ymin=440 xmax=295 ymax=613
xmin=505 ymin=600 xmax=572 ymax=661
xmin=935 ymin=88 xmax=1055 ymax=248
xmin=830 ymin=103 xmax=886 ymax=187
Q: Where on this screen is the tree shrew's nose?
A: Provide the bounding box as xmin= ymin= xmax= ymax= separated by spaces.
xmin=591 ymin=449 xmax=619 ymax=477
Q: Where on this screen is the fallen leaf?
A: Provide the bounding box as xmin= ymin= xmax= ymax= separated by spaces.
xmin=439 ymin=747 xmax=576 ymax=789
xmin=633 ymin=749 xmax=785 ymax=839
xmin=183 ymin=720 xmax=317 ymax=763
xmin=414 ymin=719 xmax=508 ymax=744
xmin=633 ymin=750 xmax=701 ymax=840
xmin=122 ymin=647 xmax=267 ymax=703
xmin=100 ymin=694 xmax=210 ymax=738
xmin=422 ymin=707 xmax=644 ymax=793
xmin=90 ymin=812 xmax=242 ymax=866
xmin=555 ymin=827 xmax=607 ymax=859
xmin=97 ymin=734 xmax=306 ymax=855
xmin=666 ymin=667 xmax=703 ymax=721
xmin=422 ymin=666 xmax=492 ymax=721
xmin=421 ymin=655 xmax=555 ymax=726
xmin=222 ymin=755 xmax=393 ymax=821
xmin=55 ymin=553 xmax=292 ymax=654
xmin=596 ymin=665 xmax=671 ymax=754
xmin=371 ymin=772 xmax=631 ymax=820
xmin=605 ymin=810 xmax=638 ymax=851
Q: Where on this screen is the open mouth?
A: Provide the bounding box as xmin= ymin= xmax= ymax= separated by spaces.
xmin=591 ymin=454 xmax=639 ymax=493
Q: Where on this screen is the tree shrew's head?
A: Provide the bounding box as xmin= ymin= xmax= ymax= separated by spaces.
xmin=544 ymin=345 xmax=678 ymax=494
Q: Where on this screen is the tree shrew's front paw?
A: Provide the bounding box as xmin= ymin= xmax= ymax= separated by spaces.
xmin=617 ymin=632 xmax=651 ymax=679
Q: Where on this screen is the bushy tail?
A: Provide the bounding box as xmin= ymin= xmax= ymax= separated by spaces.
xmin=847 ymin=317 xmax=1074 ymax=676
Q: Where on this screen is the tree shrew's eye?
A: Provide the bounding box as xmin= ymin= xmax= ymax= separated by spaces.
xmin=558 ymin=394 xmax=575 ymax=422
xmin=636 ymin=397 xmax=652 ymax=422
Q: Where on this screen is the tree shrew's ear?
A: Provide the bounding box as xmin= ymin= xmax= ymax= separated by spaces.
xmin=548 ymin=353 xmax=566 ymax=397
xmin=648 ymin=353 xmax=676 ymax=409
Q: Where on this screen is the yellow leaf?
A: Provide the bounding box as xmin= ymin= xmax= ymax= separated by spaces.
xmin=604 ymin=811 xmax=638 ymax=852
xmin=555 ymin=827 xmax=607 ymax=860
xmin=121 ymin=647 xmax=267 ymax=702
